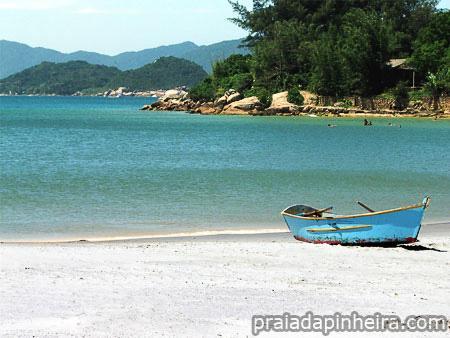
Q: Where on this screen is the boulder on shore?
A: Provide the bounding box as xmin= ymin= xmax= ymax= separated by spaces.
xmin=266 ymin=91 xmax=299 ymax=115
xmin=215 ymin=95 xmax=228 ymax=107
xmin=226 ymin=92 xmax=243 ymax=104
xmin=300 ymin=90 xmax=317 ymax=106
xmin=194 ymin=102 xmax=219 ymax=115
xmin=161 ymin=89 xmax=188 ymax=101
xmin=222 ymin=96 xmax=263 ymax=115
xmin=214 ymin=89 xmax=242 ymax=108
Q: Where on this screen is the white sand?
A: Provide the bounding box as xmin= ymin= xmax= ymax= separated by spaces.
xmin=1 ymin=224 xmax=449 ymax=337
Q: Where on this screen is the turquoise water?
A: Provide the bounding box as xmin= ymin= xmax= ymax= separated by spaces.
xmin=1 ymin=96 xmax=449 ymax=241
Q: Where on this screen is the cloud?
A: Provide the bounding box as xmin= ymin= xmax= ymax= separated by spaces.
xmin=0 ymin=0 xmax=73 ymax=10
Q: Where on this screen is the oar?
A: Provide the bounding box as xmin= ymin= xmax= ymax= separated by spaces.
xmin=357 ymin=201 xmax=375 ymax=213
xmin=302 ymin=207 xmax=333 ymax=217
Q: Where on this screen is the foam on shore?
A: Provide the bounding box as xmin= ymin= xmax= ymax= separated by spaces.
xmin=0 ymin=227 xmax=289 ymax=244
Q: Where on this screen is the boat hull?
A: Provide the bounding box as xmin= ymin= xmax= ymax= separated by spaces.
xmin=282 ymin=205 xmax=426 ymax=245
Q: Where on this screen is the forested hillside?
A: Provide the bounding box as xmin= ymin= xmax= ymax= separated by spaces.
xmin=0 ymin=57 xmax=208 ymax=95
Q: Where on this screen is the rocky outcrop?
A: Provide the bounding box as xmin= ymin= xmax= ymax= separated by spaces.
xmin=142 ymin=89 xmax=263 ymax=115
xmin=222 ymin=96 xmax=263 ymax=115
xmin=265 ymin=91 xmax=300 ymax=115
xmin=300 ymin=90 xmax=317 ymax=105
xmin=193 ymin=102 xmax=219 ymax=115
xmin=96 ymin=87 xmax=165 ymax=97
xmin=141 ymin=89 xmax=449 ymax=118
xmin=161 ymin=89 xmax=188 ymax=101
xmin=141 ymin=97 xmax=221 ymax=115
xmin=226 ymin=92 xmax=243 ymax=104
xmin=214 ymin=89 xmax=242 ymax=108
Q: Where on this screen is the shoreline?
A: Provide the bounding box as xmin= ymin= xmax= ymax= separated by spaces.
xmin=141 ymin=89 xmax=450 ymax=118
xmin=143 ymin=104 xmax=450 ymax=119
xmin=1 ymin=221 xmax=448 ymax=245
xmin=2 ymin=94 xmax=449 ymax=118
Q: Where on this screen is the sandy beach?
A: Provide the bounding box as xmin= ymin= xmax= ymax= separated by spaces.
xmin=0 ymin=223 xmax=449 ymax=337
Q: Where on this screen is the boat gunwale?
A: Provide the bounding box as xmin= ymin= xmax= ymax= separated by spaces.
xmin=281 ymin=202 xmax=425 ymax=220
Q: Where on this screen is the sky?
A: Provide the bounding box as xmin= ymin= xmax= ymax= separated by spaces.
xmin=0 ymin=0 xmax=448 ymax=55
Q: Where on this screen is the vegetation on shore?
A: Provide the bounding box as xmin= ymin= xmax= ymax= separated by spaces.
xmin=0 ymin=57 xmax=208 ymax=95
xmin=190 ymin=0 xmax=450 ymax=109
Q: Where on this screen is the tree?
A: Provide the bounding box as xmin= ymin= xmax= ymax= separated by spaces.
xmin=308 ymin=29 xmax=346 ymax=97
xmin=229 ymin=0 xmax=440 ymax=98
xmin=188 ymin=54 xmax=255 ymax=101
xmin=424 ymin=68 xmax=450 ymax=110
xmin=188 ymin=78 xmax=216 ymax=102
xmin=338 ymin=9 xmax=396 ymax=96
xmin=392 ymin=81 xmax=410 ymax=109
xmin=410 ymin=10 xmax=450 ymax=75
xmin=287 ymin=87 xmax=304 ymax=105
xmin=212 ymin=54 xmax=253 ymax=95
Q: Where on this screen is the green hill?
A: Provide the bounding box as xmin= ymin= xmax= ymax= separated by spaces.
xmin=0 ymin=57 xmax=208 ymax=95
xmin=111 ymin=57 xmax=208 ymax=90
xmin=0 ymin=61 xmax=121 ymax=95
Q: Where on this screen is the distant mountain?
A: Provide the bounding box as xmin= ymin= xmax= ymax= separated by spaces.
xmin=111 ymin=57 xmax=208 ymax=91
xmin=0 ymin=57 xmax=208 ymax=95
xmin=0 ymin=39 xmax=249 ymax=79
xmin=113 ymin=42 xmax=199 ymax=70
xmin=181 ymin=40 xmax=249 ymax=73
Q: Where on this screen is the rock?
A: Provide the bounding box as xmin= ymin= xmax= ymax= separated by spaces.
xmin=225 ymin=89 xmax=237 ymax=96
xmin=222 ymin=96 xmax=263 ymax=115
xmin=300 ymin=90 xmax=317 ymax=106
xmin=164 ymin=89 xmax=180 ymax=98
xmin=116 ymin=87 xmax=127 ymax=95
xmin=215 ymin=95 xmax=228 ymax=107
xmin=226 ymin=92 xmax=242 ymax=104
xmin=149 ymin=101 xmax=163 ymax=110
xmin=214 ymin=90 xmax=242 ymax=107
xmin=302 ymin=105 xmax=312 ymax=113
xmin=266 ymin=91 xmax=299 ymax=115
xmin=193 ymin=102 xmax=218 ymax=115
xmin=162 ymin=89 xmax=188 ymax=100
xmin=199 ymin=106 xmax=218 ymax=114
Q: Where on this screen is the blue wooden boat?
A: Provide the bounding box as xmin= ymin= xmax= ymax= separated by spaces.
xmin=281 ymin=197 xmax=431 ymax=245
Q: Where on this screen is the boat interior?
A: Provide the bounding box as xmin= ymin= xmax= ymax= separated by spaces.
xmin=282 ymin=205 xmax=333 ymax=218
xmin=282 ymin=197 xmax=430 ymax=220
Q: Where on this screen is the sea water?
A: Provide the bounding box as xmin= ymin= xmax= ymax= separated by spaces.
xmin=1 ymin=96 xmax=449 ymax=241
